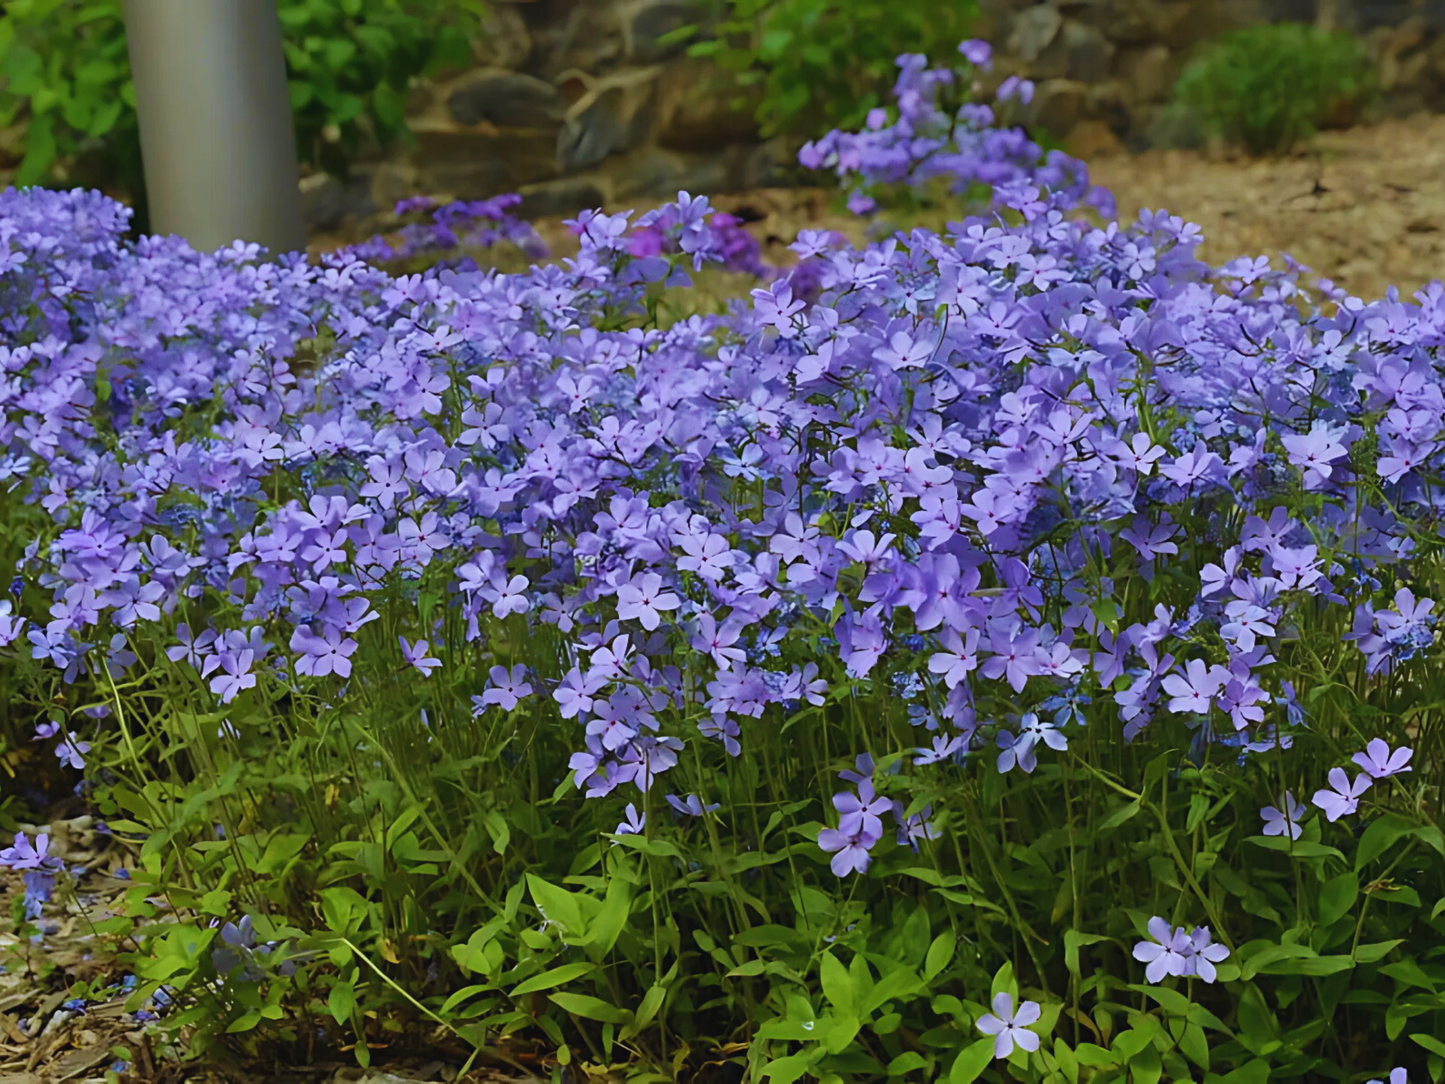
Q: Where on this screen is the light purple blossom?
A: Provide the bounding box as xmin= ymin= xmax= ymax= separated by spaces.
xmin=481 ymin=664 xmax=533 ymax=711
xmin=399 ymin=636 xmax=442 ymax=677
xmin=1261 ymin=793 xmax=1307 ymax=840
xmin=1353 ymin=738 xmax=1413 ymax=779
xmin=1312 ymin=767 xmax=1372 ymax=821
xmin=1133 ymin=916 xmax=1193 ymax=983
xmin=975 ymin=992 xmax=1043 ymax=1058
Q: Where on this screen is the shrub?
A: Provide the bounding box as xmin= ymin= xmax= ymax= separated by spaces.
xmin=0 ymin=0 xmax=482 ymax=226
xmin=0 ymin=43 xmax=1441 ymax=1084
xmin=673 ymin=0 xmax=978 ymax=141
xmin=1168 ymin=22 xmax=1376 ymax=155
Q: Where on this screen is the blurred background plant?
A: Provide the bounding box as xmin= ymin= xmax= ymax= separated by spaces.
xmin=0 ymin=0 xmax=484 ymax=234
xmin=1163 ymin=21 xmax=1377 ymax=155
xmin=666 ymin=0 xmax=978 ymax=142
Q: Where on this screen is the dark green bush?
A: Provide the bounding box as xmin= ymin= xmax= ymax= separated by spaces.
xmin=1169 ymin=21 xmax=1376 ymax=155
xmin=670 ymin=0 xmax=978 ymax=141
xmin=0 ymin=0 xmax=483 ymax=227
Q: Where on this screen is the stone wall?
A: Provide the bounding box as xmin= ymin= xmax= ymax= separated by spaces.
xmin=973 ymin=0 xmax=1445 ymax=160
xmin=302 ymin=0 xmax=1445 ymax=230
xmin=305 ymin=0 xmax=794 ymax=230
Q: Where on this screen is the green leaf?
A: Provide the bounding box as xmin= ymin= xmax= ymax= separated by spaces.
xmin=820 ymin=950 xmax=853 ymax=1014
xmin=527 ymin=874 xmax=585 ymax=934
xmin=257 ymin=831 xmax=309 ymax=874
xmin=924 ymin=932 xmax=955 ymax=980
xmin=1412 ymin=1033 xmax=1445 ymax=1057
xmin=319 ymin=886 xmax=368 ymax=935
xmin=1247 ymin=836 xmax=1344 ymax=861
xmin=509 ymin=961 xmax=598 ymax=997
xmin=1379 ymin=957 xmax=1435 ymax=991
xmin=621 ymin=984 xmax=666 ymax=1038
xmin=824 ymin=1011 xmax=861 ymax=1054
xmin=439 ymin=984 xmax=494 ymax=1015
xmin=1180 ymin=1021 xmax=1209 ymax=1071
xmin=1256 ymin=953 xmax=1354 ymax=976
xmin=1065 ymin=930 xmax=1110 ymax=977
xmin=14 ymin=112 xmax=55 ymax=186
xmin=887 ymin=1052 xmax=928 ymax=1076
xmin=1318 ymin=870 xmax=1358 ymax=927
xmin=1414 ymin=824 xmax=1445 ymax=859
xmin=990 ymin=960 xmax=1015 ymax=1003
xmin=1356 ymin=813 xmax=1416 ymax=870
xmin=1097 ymin=800 xmax=1141 ymax=831
xmin=948 ymin=1037 xmax=996 ymax=1084
xmin=547 ymin=992 xmax=632 ymax=1024
xmin=328 ymin=980 xmax=356 ymax=1025
xmin=1353 ymin=939 xmax=1404 ymax=964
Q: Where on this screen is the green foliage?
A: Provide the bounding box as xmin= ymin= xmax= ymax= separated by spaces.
xmin=276 ymin=0 xmax=484 ymax=178
xmin=670 ymin=0 xmax=978 ymax=140
xmin=1168 ymin=21 xmax=1376 ymax=155
xmin=0 ymin=0 xmax=483 ymax=214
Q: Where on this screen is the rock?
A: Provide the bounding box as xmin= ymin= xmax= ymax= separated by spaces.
xmin=1143 ymin=99 xmax=1206 ymax=149
xmin=411 ymin=122 xmax=560 ymax=196
xmin=550 ymin=0 xmax=626 ymax=74
xmin=1009 ymin=4 xmax=1063 ymax=62
xmin=1027 ymin=78 xmax=1089 ymax=136
xmin=407 ymin=78 xmax=436 ymax=114
xmin=1117 ymin=43 xmax=1175 ymax=103
xmin=555 ymin=66 xmax=663 ymax=172
xmin=1087 ymin=80 xmax=1132 ymax=133
xmin=605 ymin=145 xmax=735 ymax=200
xmin=743 ymin=136 xmax=800 ymax=189
xmin=1064 ymin=117 xmax=1124 ymax=158
xmin=299 ymin=170 xmax=377 ymax=231
xmin=625 ymin=0 xmax=704 ymax=62
xmin=1102 ymin=0 xmax=1158 ymax=46
xmin=1060 ymin=20 xmax=1115 ymax=82
xmin=370 ymin=162 xmax=417 ymax=214
xmin=472 ymin=3 xmax=533 ymax=70
xmin=445 ymin=69 xmax=564 ymax=128
xmin=656 ymin=64 xmax=761 ymax=151
xmin=517 ymin=176 xmax=610 ymax=217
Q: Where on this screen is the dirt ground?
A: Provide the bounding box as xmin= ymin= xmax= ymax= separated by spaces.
xmin=1086 ymin=111 xmax=1445 ymax=302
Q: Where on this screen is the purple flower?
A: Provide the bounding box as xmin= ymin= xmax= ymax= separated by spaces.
xmin=834 ymin=779 xmax=889 ymax=839
xmin=55 ymin=737 xmax=90 ymax=770
xmin=0 ymin=832 xmax=60 ymax=871
xmin=1184 ymin=926 xmax=1230 ymax=982
xmin=1161 ymin=658 xmax=1227 ymax=715
xmin=399 ymin=636 xmax=442 ymax=677
xmin=615 ymin=571 xmax=680 ymax=631
xmin=818 ymin=824 xmax=878 ymax=877
xmin=996 ymin=728 xmax=1037 ymax=774
xmin=481 ymin=664 xmax=533 ymax=711
xmin=1261 ymin=793 xmax=1307 ymax=840
xmin=1133 ymin=916 xmax=1193 ymax=983
xmin=666 ymin=793 xmax=720 ymax=817
xmin=1353 ymin=738 xmax=1413 ymax=779
xmin=975 ymin=992 xmax=1043 ymax=1058
xmin=290 ymin=625 xmax=358 ymax=679
xmin=1312 ymin=767 xmax=1371 ymax=821
xmin=958 ymin=39 xmax=993 ymax=69
xmin=615 ymin=804 xmax=645 ymax=836
xmin=210 ymin=649 xmax=256 ymax=703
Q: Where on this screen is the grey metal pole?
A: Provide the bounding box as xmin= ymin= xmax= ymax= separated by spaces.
xmin=121 ymin=0 xmax=306 ymax=255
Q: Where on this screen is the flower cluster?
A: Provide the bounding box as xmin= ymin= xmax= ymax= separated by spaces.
xmin=0 ymin=831 xmax=65 ymax=918
xmin=0 ymin=44 xmax=1438 ymax=910
xmin=1132 ymin=916 xmax=1231 ymax=983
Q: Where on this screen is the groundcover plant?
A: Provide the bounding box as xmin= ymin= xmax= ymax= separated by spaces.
xmin=0 ymin=39 xmax=1443 ymax=1084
